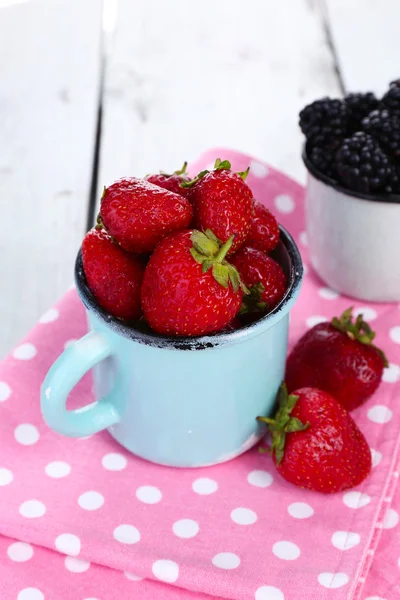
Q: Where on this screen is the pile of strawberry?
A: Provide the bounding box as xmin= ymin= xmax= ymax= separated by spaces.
xmin=81 ymin=159 xmax=286 ymax=337
xmin=259 ymin=308 xmax=389 ymax=494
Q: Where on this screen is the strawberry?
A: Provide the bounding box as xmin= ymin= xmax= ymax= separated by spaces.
xmin=146 ymin=162 xmax=190 ymax=197
xmin=82 ymin=228 xmax=144 ymax=321
xmin=141 ymin=229 xmax=245 ymax=336
xmin=185 ymin=159 xmax=254 ymax=255
xmin=246 ymin=201 xmax=280 ymax=254
xmin=285 ymin=308 xmax=388 ymax=411
xmin=257 ymin=385 xmax=371 ymax=493
xmin=231 ymin=246 xmax=287 ymax=313
xmin=99 ymin=177 xmax=193 ymax=254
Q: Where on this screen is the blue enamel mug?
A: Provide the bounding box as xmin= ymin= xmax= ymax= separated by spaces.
xmin=41 ymin=226 xmax=303 ymax=467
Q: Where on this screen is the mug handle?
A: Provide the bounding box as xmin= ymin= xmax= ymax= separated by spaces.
xmin=40 ymin=330 xmax=120 ymax=437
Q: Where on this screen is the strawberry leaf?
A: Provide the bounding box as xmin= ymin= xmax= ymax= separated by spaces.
xmin=190 ymin=248 xmax=206 ymax=265
xmin=214 ymin=158 xmax=231 ymax=170
xmin=237 ymin=166 xmax=250 ymax=180
xmin=191 ymin=230 xmax=219 ymax=257
xmin=257 ymin=384 xmax=309 ymax=465
xmin=212 ymin=263 xmax=229 ymax=288
xmin=331 ymin=307 xmax=389 ymax=368
xmin=285 ymin=417 xmax=310 ymax=433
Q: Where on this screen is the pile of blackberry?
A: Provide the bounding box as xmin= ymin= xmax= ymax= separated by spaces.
xmin=299 ymin=80 xmax=400 ymax=196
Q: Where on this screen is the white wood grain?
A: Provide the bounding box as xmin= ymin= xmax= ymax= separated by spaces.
xmin=324 ymin=0 xmax=400 ymax=95
xmin=0 ymin=0 xmax=102 ymax=357
xmin=99 ymin=0 xmax=342 ymax=190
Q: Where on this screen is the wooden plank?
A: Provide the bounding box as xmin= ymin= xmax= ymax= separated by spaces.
xmin=324 ymin=0 xmax=400 ymax=95
xmin=99 ymin=0 xmax=342 ymax=190
xmin=0 ymin=0 xmax=102 ymax=357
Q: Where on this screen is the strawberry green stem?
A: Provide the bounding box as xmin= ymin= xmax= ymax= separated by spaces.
xmin=214 ymin=235 xmax=235 ymax=263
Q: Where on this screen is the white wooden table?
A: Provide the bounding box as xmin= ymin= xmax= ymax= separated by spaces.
xmin=1 ymin=0 xmax=399 ymax=357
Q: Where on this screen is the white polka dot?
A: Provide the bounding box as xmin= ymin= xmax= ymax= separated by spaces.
xmin=274 ymin=194 xmax=295 ymax=214
xmin=231 ymin=507 xmax=258 ymax=525
xmin=39 ymin=308 xmax=59 ymax=324
xmin=136 ymin=485 xmax=162 ymax=504
xmin=331 ymin=531 xmax=360 ymax=551
xmin=192 ymin=477 xmax=218 ymax=495
xmin=101 ymin=452 xmax=127 ymax=471
xmin=0 ymin=467 xmax=13 ymax=486
xmin=272 ymin=541 xmax=300 ymax=560
xmin=65 ymin=556 xmax=90 ymax=573
xmin=212 ymin=552 xmax=240 ymax=570
xmin=19 ymin=500 xmax=46 ymax=518
xmin=371 ymin=449 xmax=383 ymax=467
xmin=45 ymin=461 xmax=71 ymax=478
xmin=288 ymin=502 xmax=314 ymax=519
xmin=389 ymin=326 xmax=400 ymax=344
xmin=17 ymin=589 xmax=44 ymax=600
xmin=354 ymin=307 xmax=377 ymax=321
xmin=247 ymin=470 xmax=273 ymax=488
xmin=299 ymin=231 xmax=308 ymax=246
xmin=64 ymin=338 xmax=77 ymax=349
xmin=383 ymin=363 xmax=400 ymax=383
xmin=14 ymin=423 xmax=40 ymax=445
xmin=124 ymin=572 xmax=143 ymax=581
xmin=311 ymin=254 xmax=320 ymax=270
xmin=343 ymin=491 xmax=371 ymax=509
xmin=250 ymin=160 xmax=269 ymax=178
xmin=13 ymin=343 xmax=37 ymax=360
xmin=383 ymin=508 xmax=399 ymax=529
xmin=306 ymin=315 xmax=327 ymax=328
xmin=152 ymin=559 xmax=179 ymax=582
xmin=55 ymin=533 xmax=81 ymax=556
xmin=7 ymin=542 xmax=34 ymax=562
xmin=0 ymin=381 xmax=11 ymax=402
xmin=113 ymin=524 xmax=141 ymax=545
xmin=78 ymin=491 xmax=104 ymax=511
xmin=255 ymin=586 xmax=285 ymax=600
xmin=172 ymin=519 xmax=199 ymax=538
xmin=318 ymin=572 xmax=349 ymax=589
xmin=367 ymin=405 xmax=393 ymax=424
xmin=318 ymin=287 xmax=339 ymax=300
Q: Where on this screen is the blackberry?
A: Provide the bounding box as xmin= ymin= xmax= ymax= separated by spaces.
xmin=344 ymin=92 xmax=379 ymax=130
xmin=336 ymin=132 xmax=390 ymax=194
xmin=381 ymin=79 xmax=400 ymax=114
xmin=299 ymin=98 xmax=350 ymax=147
xmin=309 ymin=146 xmax=336 ymax=179
xmin=362 ymin=109 xmax=400 ymax=158
xmin=385 ymin=163 xmax=400 ymax=195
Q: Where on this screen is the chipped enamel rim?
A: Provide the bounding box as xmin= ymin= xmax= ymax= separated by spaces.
xmin=302 ymin=143 xmax=400 ymax=204
xmin=74 ymin=225 xmax=303 ymax=350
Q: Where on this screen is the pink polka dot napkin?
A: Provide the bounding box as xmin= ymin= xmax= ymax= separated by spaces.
xmin=1 ymin=149 xmax=400 ymax=600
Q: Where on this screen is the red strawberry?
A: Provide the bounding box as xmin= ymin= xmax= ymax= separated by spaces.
xmin=82 ymin=228 xmax=144 ymax=320
xmin=99 ymin=177 xmax=193 ymax=254
xmin=247 ymin=201 xmax=280 ymax=254
xmin=141 ymin=229 xmax=245 ymax=336
xmin=186 ymin=159 xmax=254 ymax=254
xmin=146 ymin=162 xmax=190 ymax=197
xmin=231 ymin=246 xmax=287 ymax=313
xmin=257 ymin=385 xmax=371 ymax=493
xmin=285 ymin=308 xmax=388 ymax=411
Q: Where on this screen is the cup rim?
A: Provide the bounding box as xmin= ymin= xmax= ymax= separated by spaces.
xmin=302 ymin=143 xmax=400 ymax=205
xmin=74 ymin=225 xmax=303 ymax=350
